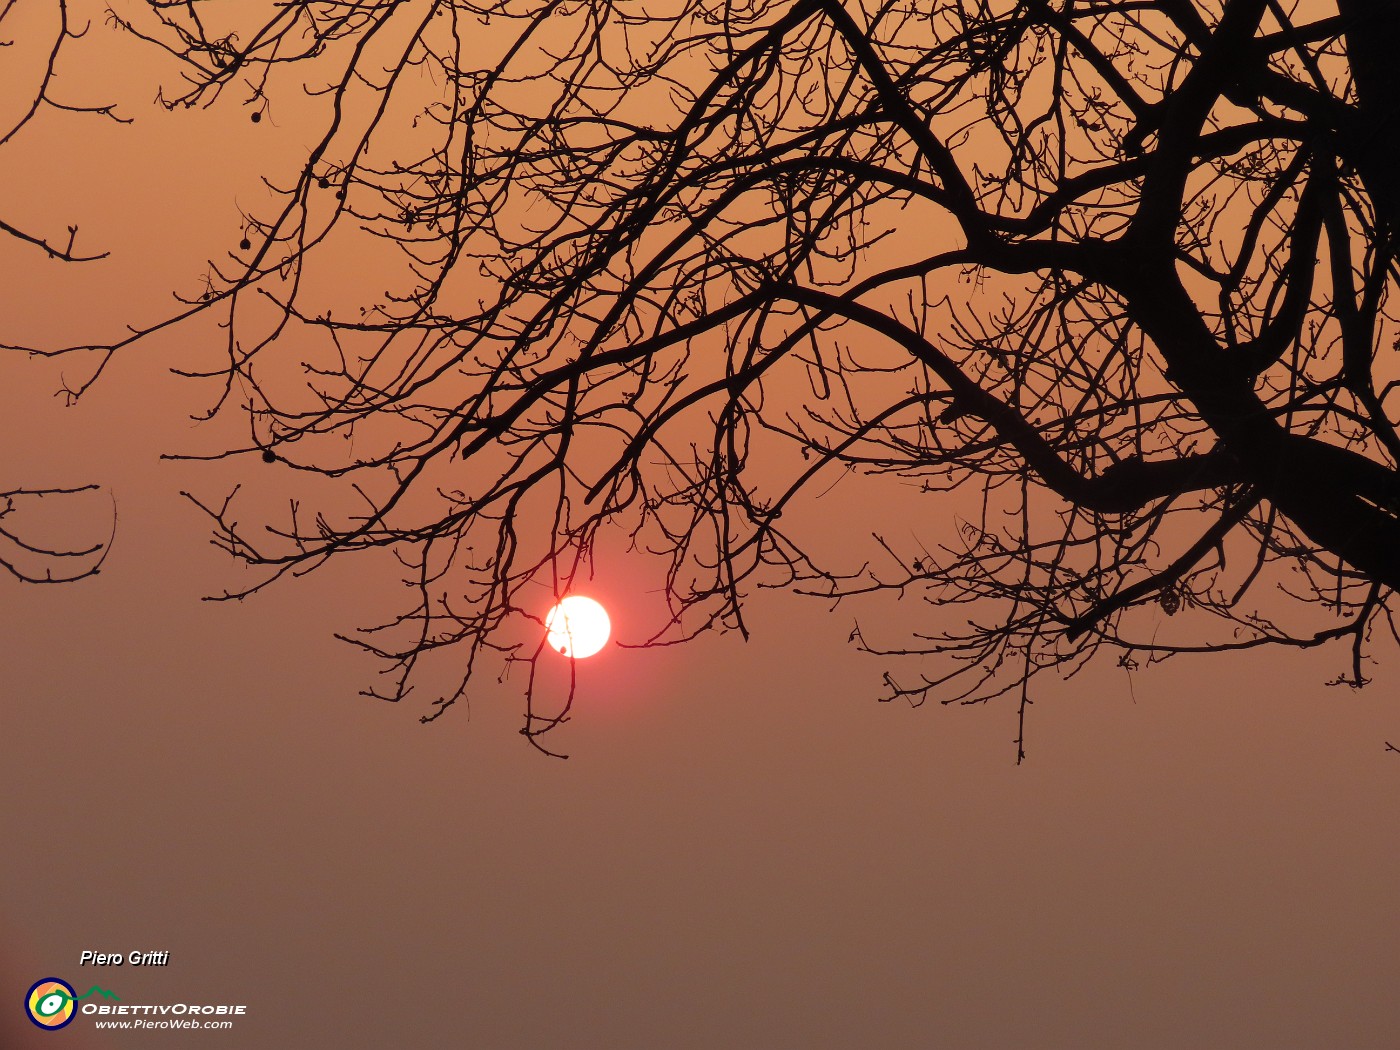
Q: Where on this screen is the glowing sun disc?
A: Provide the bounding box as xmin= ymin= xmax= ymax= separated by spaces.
xmin=545 ymin=596 xmax=611 ymax=658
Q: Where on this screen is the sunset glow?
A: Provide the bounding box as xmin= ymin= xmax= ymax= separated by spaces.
xmin=545 ymin=596 xmax=611 ymax=658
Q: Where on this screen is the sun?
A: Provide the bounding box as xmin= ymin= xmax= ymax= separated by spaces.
xmin=545 ymin=596 xmax=611 ymax=658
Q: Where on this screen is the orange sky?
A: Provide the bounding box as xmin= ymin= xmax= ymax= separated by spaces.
xmin=4 ymin=2 xmax=1400 ymax=1047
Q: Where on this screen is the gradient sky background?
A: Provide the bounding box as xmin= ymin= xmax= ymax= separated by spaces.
xmin=4 ymin=2 xmax=1400 ymax=1047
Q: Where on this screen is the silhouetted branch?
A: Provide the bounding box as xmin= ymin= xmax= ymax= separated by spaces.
xmin=23 ymin=0 xmax=1400 ymax=754
xmin=0 ymin=0 xmax=121 ymax=260
xmin=0 ymin=486 xmax=115 ymax=584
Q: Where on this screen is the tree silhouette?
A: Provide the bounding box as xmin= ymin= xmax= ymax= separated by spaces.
xmin=40 ymin=0 xmax=1400 ymax=755
xmin=0 ymin=0 xmax=118 ymax=583
xmin=1 ymin=0 xmax=121 ymax=260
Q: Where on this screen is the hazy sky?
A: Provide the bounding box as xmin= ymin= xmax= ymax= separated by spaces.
xmin=4 ymin=3 xmax=1400 ymax=1048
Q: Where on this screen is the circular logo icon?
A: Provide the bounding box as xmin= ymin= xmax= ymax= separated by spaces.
xmin=26 ymin=978 xmax=77 ymax=1030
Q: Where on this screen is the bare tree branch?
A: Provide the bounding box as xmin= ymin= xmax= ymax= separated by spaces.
xmin=18 ymin=0 xmax=1400 ymax=755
